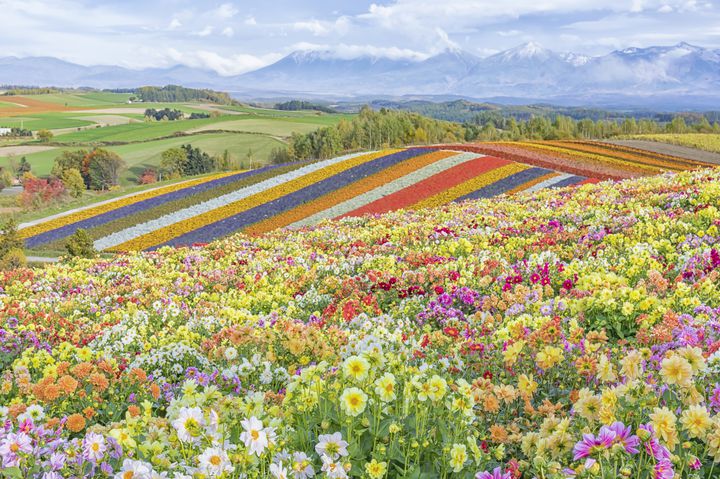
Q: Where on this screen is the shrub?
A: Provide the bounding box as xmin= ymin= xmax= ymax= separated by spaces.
xmin=65 ymin=229 xmax=96 ymax=259
xmin=0 ymin=219 xmax=23 ymax=259
xmin=138 ymin=168 xmax=158 ymax=185
xmin=19 ymin=175 xmax=66 ymax=209
xmin=60 ymin=168 xmax=86 ymax=198
xmin=269 ymin=147 xmax=292 ymax=165
xmin=86 ymin=149 xmax=125 ymax=190
xmin=37 ymin=129 xmax=54 ymax=142
xmin=0 ymin=248 xmax=26 ymax=271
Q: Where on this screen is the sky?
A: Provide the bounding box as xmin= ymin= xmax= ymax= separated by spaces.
xmin=1 ymin=0 xmax=719 ymax=75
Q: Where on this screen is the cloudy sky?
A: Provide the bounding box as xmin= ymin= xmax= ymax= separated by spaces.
xmin=1 ymin=0 xmax=719 ymax=75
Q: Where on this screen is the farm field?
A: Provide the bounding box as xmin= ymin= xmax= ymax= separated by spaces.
xmin=620 ymin=133 xmax=720 ymax=155
xmin=2 ymin=164 xmax=720 ymax=478
xmin=0 ymin=92 xmax=349 ymax=184
xmin=19 ymin=139 xmax=717 ymax=256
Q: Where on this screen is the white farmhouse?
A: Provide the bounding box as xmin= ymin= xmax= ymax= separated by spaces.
xmin=0 ymin=127 xmax=12 ymax=136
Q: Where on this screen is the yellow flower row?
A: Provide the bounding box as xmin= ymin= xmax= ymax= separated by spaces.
xmin=113 ymin=150 xmax=398 ymax=251
xmin=412 ymin=163 xmax=528 ymax=210
xmin=518 ymin=142 xmax=664 ymax=174
xmin=20 ymin=171 xmax=240 ymax=239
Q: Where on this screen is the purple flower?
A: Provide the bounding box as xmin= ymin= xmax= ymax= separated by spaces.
xmin=572 ymin=428 xmax=616 ymax=468
xmin=654 ymin=459 xmax=675 ymax=479
xmin=608 ymin=422 xmax=640 ymax=455
xmin=475 ymin=467 xmax=512 ymax=479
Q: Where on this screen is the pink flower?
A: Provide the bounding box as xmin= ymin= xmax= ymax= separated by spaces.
xmin=572 ymin=427 xmax=616 ymax=469
xmin=475 ymin=467 xmax=512 ymax=479
xmin=654 ymin=459 xmax=675 ymax=479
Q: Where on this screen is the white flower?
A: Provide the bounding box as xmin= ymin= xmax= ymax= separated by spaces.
xmin=320 ymin=456 xmax=347 ymax=479
xmin=197 ymin=447 xmax=234 ymax=477
xmin=18 ymin=404 xmax=45 ymax=423
xmin=290 ymin=452 xmax=315 ymax=479
xmin=114 ymin=459 xmax=152 ymax=479
xmin=270 ymin=463 xmax=290 ymax=479
xmin=315 ymin=432 xmax=348 ymax=460
xmin=240 ymin=416 xmax=269 ymax=456
xmin=172 ymin=407 xmax=205 ymax=443
xmin=83 ymin=432 xmax=107 ymax=462
xmin=224 ymin=347 xmax=238 ymax=361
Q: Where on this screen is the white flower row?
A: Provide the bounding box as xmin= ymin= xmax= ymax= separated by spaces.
xmin=521 ymin=173 xmax=574 ymax=194
xmin=94 ymin=151 xmax=374 ymax=251
xmin=287 ymin=152 xmax=482 ymax=229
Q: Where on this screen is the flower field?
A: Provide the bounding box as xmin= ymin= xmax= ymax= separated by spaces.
xmin=20 ymin=147 xmax=598 ymax=253
xmin=2 ymin=164 xmax=720 ymax=478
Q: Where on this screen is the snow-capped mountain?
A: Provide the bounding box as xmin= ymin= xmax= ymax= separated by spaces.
xmin=1 ymin=42 xmax=719 ymax=107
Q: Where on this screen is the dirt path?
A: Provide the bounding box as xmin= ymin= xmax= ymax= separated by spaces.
xmin=607 ymin=140 xmax=720 ymax=166
xmin=0 ymin=145 xmax=57 ymax=156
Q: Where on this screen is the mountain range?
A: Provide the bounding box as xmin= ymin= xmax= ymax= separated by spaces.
xmin=2 ymin=42 xmax=719 ymax=108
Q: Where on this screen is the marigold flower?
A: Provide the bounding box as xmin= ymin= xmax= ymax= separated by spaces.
xmin=66 ymin=413 xmax=86 ymax=432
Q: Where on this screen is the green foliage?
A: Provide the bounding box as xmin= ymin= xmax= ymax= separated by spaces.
xmin=17 ymin=156 xmax=31 ymax=177
xmin=0 ymin=219 xmax=23 ymax=265
xmin=269 ymin=147 xmax=292 ymax=165
xmin=60 ymin=168 xmax=86 ymax=198
xmin=145 ymin=108 xmax=184 ymax=121
xmin=65 ymin=228 xmax=96 ymax=258
xmin=136 ymin=85 xmax=236 ymax=105
xmin=160 ymin=147 xmax=187 ymax=179
xmin=86 ymin=149 xmax=125 ymax=190
xmin=37 ymin=129 xmax=54 ymax=142
xmin=289 ymin=106 xmax=464 ymax=160
xmin=275 ymin=100 xmax=337 ymax=113
xmin=0 ymin=168 xmax=12 ymax=191
xmin=0 ymin=248 xmax=26 ymax=271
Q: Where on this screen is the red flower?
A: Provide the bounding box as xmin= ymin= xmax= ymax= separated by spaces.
xmin=443 ymin=327 xmax=459 ymax=338
xmin=434 ymin=286 xmax=445 ymax=295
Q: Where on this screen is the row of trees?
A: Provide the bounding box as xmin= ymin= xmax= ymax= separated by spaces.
xmin=289 ymin=106 xmax=464 ymax=160
xmin=52 ymin=149 xmax=126 ymax=192
xmin=464 ymin=115 xmax=720 ymax=141
xmin=275 ymin=100 xmax=337 ymax=113
xmin=135 ymin=85 xmax=236 ymax=104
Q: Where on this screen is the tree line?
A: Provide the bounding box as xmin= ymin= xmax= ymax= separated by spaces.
xmin=134 ymin=85 xmax=237 ymax=105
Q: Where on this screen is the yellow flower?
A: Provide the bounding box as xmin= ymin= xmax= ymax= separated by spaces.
xmin=342 ymin=356 xmax=370 ymax=381
xmin=536 ymin=346 xmax=563 ymax=370
xmin=427 ymin=375 xmax=447 ymax=402
xmin=449 ymin=444 xmax=468 ymax=473
xmin=677 ymin=346 xmax=705 ymax=373
xmin=518 ymin=374 xmax=538 ymax=397
xmin=574 ymin=394 xmax=602 ymax=422
xmin=340 ymin=387 xmax=368 ymax=417
xmin=597 ymin=355 xmax=617 ymax=382
xmin=503 ymin=340 xmax=525 ymax=366
xmin=660 ymin=354 xmax=693 ymax=388
xmin=680 ymin=405 xmax=711 ymax=439
xmin=650 ymin=407 xmax=678 ymax=451
xmin=365 ymin=459 xmax=387 ymax=479
xmin=620 ymin=350 xmax=643 ymax=380
xmin=374 ymin=373 xmax=397 ymax=402
xmin=706 ymin=419 xmax=720 ymax=462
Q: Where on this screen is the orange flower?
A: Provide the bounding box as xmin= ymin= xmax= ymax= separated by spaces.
xmin=127 ymin=405 xmax=141 ymax=417
xmin=150 ymin=383 xmax=161 ymax=400
xmin=88 ymin=373 xmax=109 ymax=392
xmin=83 ymin=407 xmax=96 ymax=419
xmin=43 ymin=384 xmax=61 ymax=402
xmin=56 ymin=361 xmax=70 ymax=376
xmin=128 ymin=368 xmax=147 ymax=383
xmin=71 ymin=363 xmax=93 ymax=379
xmin=489 ymin=424 xmax=509 ymax=443
xmin=8 ymin=404 xmax=26 ymax=418
xmin=58 ymin=375 xmax=79 ymax=394
xmin=483 ymin=393 xmax=500 ymax=414
xmin=66 ymin=413 xmax=86 ymax=432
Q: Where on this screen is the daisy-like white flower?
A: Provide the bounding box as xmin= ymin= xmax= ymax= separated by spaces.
xmin=321 ymin=455 xmax=348 ymax=479
xmin=172 ymin=407 xmax=205 ymax=443
xmin=315 ymin=432 xmax=348 ymax=460
xmin=270 ymin=463 xmax=290 ymax=479
xmin=240 ymin=416 xmax=269 ymax=456
xmin=114 ymin=458 xmax=152 ymax=479
xmin=197 ymin=447 xmax=234 ymax=478
xmin=18 ymin=404 xmax=45 ymax=424
xmin=290 ymin=451 xmax=316 ymax=479
xmin=83 ymin=432 xmax=107 ymax=463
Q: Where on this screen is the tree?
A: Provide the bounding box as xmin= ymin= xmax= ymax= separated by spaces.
xmin=52 ymin=150 xmax=89 ymax=185
xmin=65 ymin=228 xmax=96 ymax=258
xmin=269 ymin=147 xmax=292 ymax=165
xmin=17 ymin=157 xmax=31 ymax=177
xmin=160 ymin=147 xmax=187 ymax=179
xmin=0 ymin=168 xmax=12 ymax=191
xmin=61 ymin=168 xmax=86 ymax=198
xmin=138 ymin=168 xmax=158 ymax=185
xmin=0 ymin=219 xmax=23 ymax=260
xmin=182 ymin=144 xmax=214 ymax=175
xmin=86 ymin=149 xmax=125 ymax=190
xmin=37 ymin=129 xmax=54 ymax=142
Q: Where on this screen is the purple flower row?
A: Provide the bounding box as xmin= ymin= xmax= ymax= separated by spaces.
xmin=154 ymin=148 xmax=433 ymax=249
xmin=24 ymin=164 xmax=292 ymax=248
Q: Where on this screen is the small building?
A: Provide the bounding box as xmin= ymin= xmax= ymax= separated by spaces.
xmin=0 ymin=127 xmax=11 ymax=136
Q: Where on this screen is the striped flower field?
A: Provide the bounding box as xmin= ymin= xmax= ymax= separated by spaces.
xmin=20 ymin=140 xmax=713 ymax=253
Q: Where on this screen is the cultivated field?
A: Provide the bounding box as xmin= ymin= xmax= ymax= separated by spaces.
xmin=19 ymin=139 xmax=717 ymax=256
xmin=0 ymin=92 xmax=349 ymax=184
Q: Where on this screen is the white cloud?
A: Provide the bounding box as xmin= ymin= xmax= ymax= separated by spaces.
xmin=194 ymin=26 xmax=214 ymax=37
xmin=165 ymin=48 xmax=282 ymax=76
xmin=658 ymin=4 xmax=674 ymax=12
xmin=168 ymin=18 xmax=182 ymax=30
xmin=221 ymin=27 xmax=234 ymax=37
xmin=497 ymin=30 xmax=522 ymax=37
xmin=215 ymin=3 xmax=238 ymax=19
xmin=244 ymin=16 xmax=257 ymax=26
xmin=289 ymin=42 xmax=427 ymax=60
